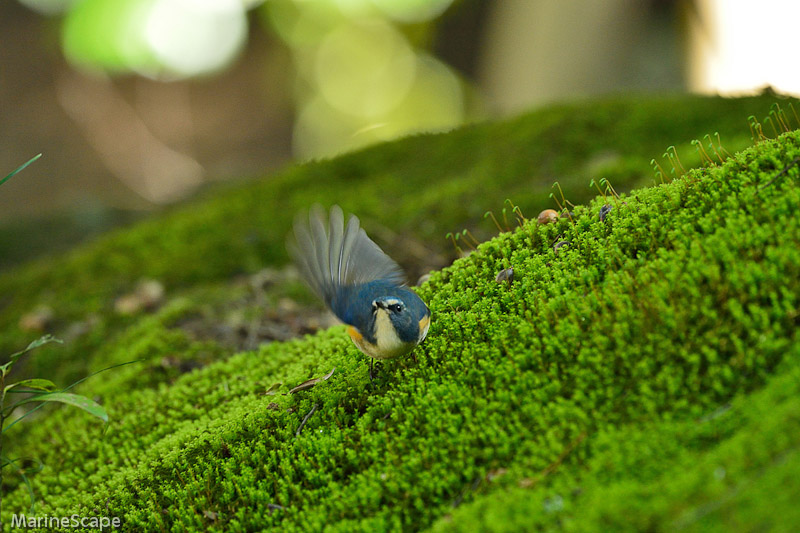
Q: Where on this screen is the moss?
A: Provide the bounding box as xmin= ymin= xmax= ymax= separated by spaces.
xmin=430 ymin=352 xmax=800 ymax=532
xmin=0 ymin=94 xmax=790 ymax=386
xmin=0 ymin=95 xmax=799 ymax=531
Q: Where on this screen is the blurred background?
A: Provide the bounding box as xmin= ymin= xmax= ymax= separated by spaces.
xmin=1 ymin=0 xmax=799 ymax=267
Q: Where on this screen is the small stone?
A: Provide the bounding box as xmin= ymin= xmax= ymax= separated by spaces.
xmin=495 ymin=267 xmax=514 ymax=283
xmin=487 ymin=468 xmax=507 ymax=482
xmin=553 ymin=241 xmax=571 ymax=253
xmin=19 ymin=305 xmax=54 ymax=332
xmin=250 ymin=268 xmax=283 ymax=290
xmin=277 ymin=298 xmax=299 ymax=314
xmin=114 ymin=279 xmax=165 ymax=315
xmin=62 ymin=315 xmax=99 ymax=342
xmin=537 ymin=209 xmax=559 ymax=225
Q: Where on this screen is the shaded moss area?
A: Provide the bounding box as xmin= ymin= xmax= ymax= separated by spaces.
xmin=0 ymin=95 xmax=799 ymax=531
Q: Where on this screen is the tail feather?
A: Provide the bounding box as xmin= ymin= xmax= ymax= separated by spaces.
xmin=289 ymin=205 xmax=405 ymax=309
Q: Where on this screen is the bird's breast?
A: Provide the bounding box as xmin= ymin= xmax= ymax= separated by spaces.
xmin=348 ymin=314 xmax=415 ymax=360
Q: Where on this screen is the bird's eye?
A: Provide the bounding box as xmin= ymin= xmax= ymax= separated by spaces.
xmin=390 ymin=304 xmax=403 ymax=313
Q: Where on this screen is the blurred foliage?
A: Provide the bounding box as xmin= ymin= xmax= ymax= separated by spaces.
xmin=260 ymin=0 xmax=466 ymax=157
xmin=20 ymin=0 xmax=466 ymax=157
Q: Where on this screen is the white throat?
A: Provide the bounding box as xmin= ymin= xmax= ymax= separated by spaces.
xmin=371 ymin=308 xmax=413 ymax=360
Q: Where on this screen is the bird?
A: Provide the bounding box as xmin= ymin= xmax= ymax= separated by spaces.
xmin=288 ymin=205 xmax=431 ymax=377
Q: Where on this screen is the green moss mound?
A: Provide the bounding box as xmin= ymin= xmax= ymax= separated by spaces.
xmin=0 ymin=94 xmax=789 ymax=387
xmin=1 ymin=95 xmax=799 ymax=531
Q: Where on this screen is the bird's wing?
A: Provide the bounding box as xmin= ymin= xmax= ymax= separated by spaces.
xmin=288 ymin=205 xmax=405 ymax=308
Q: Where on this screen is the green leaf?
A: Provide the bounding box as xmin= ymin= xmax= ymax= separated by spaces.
xmin=4 ymin=379 xmax=58 ymax=394
xmin=2 ymin=359 xmax=139 ymax=434
xmin=4 ymin=335 xmax=63 ymax=369
xmin=12 ymin=392 xmax=108 ymax=423
xmin=0 ymin=153 xmax=41 ymax=188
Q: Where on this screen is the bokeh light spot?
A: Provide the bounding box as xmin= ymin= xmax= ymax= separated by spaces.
xmin=263 ymin=1 xmax=344 ymax=47
xmin=61 ymin=0 xmax=249 ymax=78
xmin=330 ymin=0 xmax=374 ymax=17
xmin=314 ymin=19 xmax=416 ymax=118
xmin=379 ymin=53 xmax=464 ymax=135
xmin=690 ymin=0 xmax=800 ymax=96
xmin=144 ymin=0 xmax=248 ymax=78
xmin=62 ymin=0 xmax=158 ymax=75
xmin=293 ymin=96 xmax=364 ymax=158
xmin=369 ymin=0 xmax=453 ymax=23
xmin=294 ymin=53 xmax=463 ymax=158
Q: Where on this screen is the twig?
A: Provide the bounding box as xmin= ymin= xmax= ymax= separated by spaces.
xmin=759 ymin=156 xmax=800 ymax=190
xmin=289 ymin=368 xmax=335 ymax=394
xmin=519 ymin=431 xmax=587 ymax=489
xmin=295 ymin=403 xmax=319 ymax=437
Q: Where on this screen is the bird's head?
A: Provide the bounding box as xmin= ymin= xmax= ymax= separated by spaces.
xmin=371 ymin=293 xmax=430 ymax=345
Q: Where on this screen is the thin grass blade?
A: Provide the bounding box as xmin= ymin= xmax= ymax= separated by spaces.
xmin=0 ymin=153 xmax=41 ymax=188
xmin=1 ymin=454 xmax=38 ymax=513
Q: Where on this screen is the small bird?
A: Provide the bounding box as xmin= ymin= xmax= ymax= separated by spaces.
xmin=288 ymin=205 xmax=430 ymax=377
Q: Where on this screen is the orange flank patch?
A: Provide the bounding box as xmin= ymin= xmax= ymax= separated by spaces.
xmin=418 ymin=314 xmax=431 ymax=342
xmin=347 ymin=326 xmax=363 ymax=342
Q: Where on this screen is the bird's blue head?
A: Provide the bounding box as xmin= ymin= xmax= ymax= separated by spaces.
xmin=369 ymin=289 xmax=430 ymax=344
xmin=333 ymin=279 xmax=429 ymax=360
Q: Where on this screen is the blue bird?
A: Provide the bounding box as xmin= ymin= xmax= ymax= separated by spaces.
xmin=289 ymin=206 xmax=431 ymax=376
